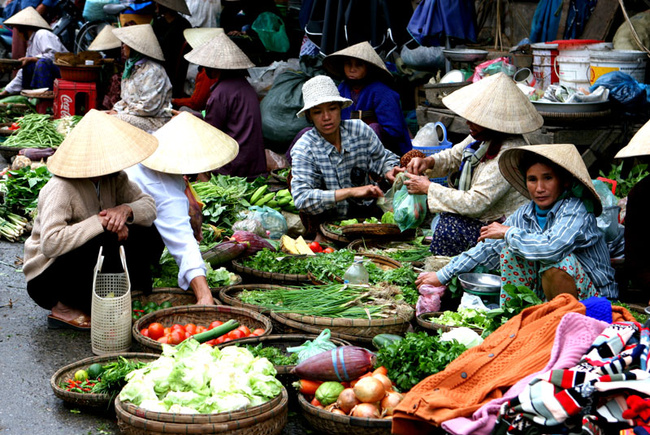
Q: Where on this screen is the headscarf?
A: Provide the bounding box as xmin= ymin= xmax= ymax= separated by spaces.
xmin=122 ymin=51 xmax=144 ymax=80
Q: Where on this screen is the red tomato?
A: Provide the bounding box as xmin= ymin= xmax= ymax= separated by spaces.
xmin=170 ymin=330 xmax=184 ymax=345
xmin=323 ymin=247 xmax=335 ymax=254
xmin=204 ymin=339 xmax=216 ymax=346
xmin=209 ymin=320 xmax=223 ymax=330
xmin=157 ymin=336 xmax=169 ymax=344
xmin=140 ymin=328 xmax=150 ymax=337
xmin=223 ymin=337 xmax=232 ymax=342
xmin=215 ymin=336 xmax=225 ymax=344
xmin=147 ymin=323 xmax=164 ymax=340
xmin=237 ymin=325 xmax=251 ymax=337
xmin=196 ymin=325 xmax=207 ymax=334
xmin=251 ymin=328 xmax=265 ymax=336
xmin=172 ymin=323 xmax=185 ymax=332
xmin=163 ymin=327 xmax=172 ymax=335
xmin=184 ymin=323 xmax=197 ymax=335
xmin=309 ymin=241 xmax=323 ymax=253
xmin=227 ymin=329 xmax=244 ymax=340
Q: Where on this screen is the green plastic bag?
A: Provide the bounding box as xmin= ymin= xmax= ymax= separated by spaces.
xmin=286 ymin=329 xmax=337 ymax=363
xmin=393 ymin=173 xmax=427 ymax=231
xmin=252 ymin=12 xmax=290 ymax=53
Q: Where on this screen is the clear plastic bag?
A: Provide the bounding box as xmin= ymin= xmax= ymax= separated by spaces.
xmin=232 ymin=218 xmax=266 ymax=237
xmin=286 ymin=329 xmax=338 ymax=363
xmin=249 ymin=205 xmax=288 ymax=239
xmin=415 ymin=284 xmax=445 ymax=316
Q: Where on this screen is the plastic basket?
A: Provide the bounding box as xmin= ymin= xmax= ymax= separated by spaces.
xmin=91 ymin=246 xmax=132 ymax=355
xmin=413 ymin=144 xmax=451 ymax=186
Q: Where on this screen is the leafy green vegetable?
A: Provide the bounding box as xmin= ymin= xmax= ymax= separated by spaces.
xmin=381 ymin=211 xmax=395 ymax=224
xmin=152 ymin=248 xmax=236 ymax=288
xmin=90 ymin=356 xmax=149 ymax=404
xmin=339 ymin=218 xmax=359 ymax=226
xmin=432 ymin=308 xmax=495 ymax=331
xmin=243 ymin=343 xmax=299 ymax=366
xmin=599 ymin=162 xmax=649 ymax=199
xmin=2 ymin=165 xmax=52 ymax=217
xmin=365 ymin=216 xmax=380 ymax=224
xmin=376 ymin=331 xmax=468 ymax=392
xmin=612 ymin=301 xmax=648 ymax=324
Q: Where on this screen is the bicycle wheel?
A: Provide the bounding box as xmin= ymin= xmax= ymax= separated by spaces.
xmin=75 ymin=21 xmax=112 ymax=54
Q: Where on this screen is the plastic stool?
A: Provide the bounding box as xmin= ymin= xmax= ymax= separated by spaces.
xmin=53 ymin=79 xmax=98 ymax=118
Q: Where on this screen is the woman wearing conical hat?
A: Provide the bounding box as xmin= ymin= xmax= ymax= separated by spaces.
xmin=23 ymin=110 xmax=158 ymax=330
xmin=323 ymin=41 xmax=412 ymax=156
xmin=402 ymin=73 xmax=543 ymax=257
xmin=416 ymin=144 xmax=618 ymax=305
xmin=0 ymin=7 xmax=68 ymax=97
xmin=109 ymin=24 xmax=173 ymax=133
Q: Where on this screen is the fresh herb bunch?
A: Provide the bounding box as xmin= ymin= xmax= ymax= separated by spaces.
xmin=243 ymin=343 xmax=299 ymax=366
xmin=600 ymin=162 xmax=649 ymax=199
xmin=376 ymin=331 xmax=468 ymax=392
xmin=2 ymin=165 xmax=52 ymax=217
xmin=152 ymin=248 xmax=233 ymax=288
xmin=90 ymin=357 xmax=149 ymax=401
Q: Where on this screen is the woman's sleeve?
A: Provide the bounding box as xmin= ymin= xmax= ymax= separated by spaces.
xmin=115 ymin=173 xmax=157 ymax=226
xmin=436 ymin=239 xmax=504 ymax=284
xmin=290 ymin=141 xmax=336 ymax=214
xmin=364 ymin=124 xmax=399 ymax=176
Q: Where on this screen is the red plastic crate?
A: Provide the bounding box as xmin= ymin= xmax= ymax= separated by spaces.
xmin=53 ymin=79 xmax=98 ymax=118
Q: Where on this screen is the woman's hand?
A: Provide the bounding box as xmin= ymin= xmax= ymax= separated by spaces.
xmin=477 ymin=222 xmax=510 ymax=243
xmin=415 ymin=271 xmax=442 ymax=288
xmin=99 ymin=204 xmax=133 ymax=233
xmin=385 ymin=166 xmax=405 ymax=183
xmin=406 ymin=156 xmax=434 ymax=175
xmin=336 ymin=185 xmax=384 ymax=202
xmin=115 ymin=225 xmax=129 ymax=241
xmin=404 ymin=172 xmax=431 ymax=195
xmin=19 ymin=56 xmax=37 ymax=67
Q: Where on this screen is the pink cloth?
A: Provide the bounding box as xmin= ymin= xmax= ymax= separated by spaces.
xmin=441 ymin=312 xmax=608 ymax=435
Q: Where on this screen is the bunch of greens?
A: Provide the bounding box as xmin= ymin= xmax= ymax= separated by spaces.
xmin=613 ymin=301 xmax=648 ymax=324
xmin=243 ymin=344 xmax=298 ymax=366
xmin=432 ymin=308 xmax=495 ymax=331
xmin=2 ymin=113 xmax=65 ymax=148
xmin=120 ymin=341 xmax=283 ymax=413
xmin=90 ymin=357 xmax=149 ymax=402
xmin=376 ymin=331 xmax=468 ymax=392
xmin=1 ymin=165 xmax=52 ymax=217
xmin=600 ymin=162 xmax=649 ymax=199
xmin=152 ymin=248 xmax=236 ymax=288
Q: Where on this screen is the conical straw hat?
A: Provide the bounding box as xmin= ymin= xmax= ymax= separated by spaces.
xmin=296 ymin=75 xmax=352 ymax=117
xmin=4 ymin=6 xmax=51 ymax=30
xmin=615 ymin=118 xmax=650 ymax=158
xmin=142 ymin=112 xmax=239 ymax=174
xmin=153 ymin=0 xmax=190 ymax=15
xmin=113 ymin=24 xmax=165 ymax=61
xmin=499 ymin=144 xmax=602 ymax=216
xmin=442 ymin=72 xmax=543 ymax=134
xmin=47 ymin=110 xmax=158 ymax=178
xmin=184 ymin=31 xmax=254 ymax=69
xmin=323 ymin=41 xmax=392 ymax=81
xmin=88 ymin=24 xmax=121 ymax=51
xmin=183 ymin=27 xmax=224 ymax=49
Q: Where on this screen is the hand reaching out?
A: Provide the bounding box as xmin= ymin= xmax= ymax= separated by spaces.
xmin=477 ymin=222 xmax=510 ymax=243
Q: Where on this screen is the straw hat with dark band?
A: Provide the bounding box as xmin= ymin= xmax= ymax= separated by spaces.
xmin=4 ymin=6 xmax=51 ymax=30
xmin=322 ymin=41 xmax=392 ymax=81
xmin=184 ymin=31 xmax=254 ymax=69
xmin=113 ymin=24 xmax=165 ymax=61
xmin=183 ymin=27 xmax=225 ymax=49
xmin=499 ymin=144 xmax=602 ymax=216
xmin=143 ymin=112 xmax=239 ymax=174
xmin=47 ymin=110 xmax=158 ymax=178
xmin=296 ymin=75 xmax=352 ymax=117
xmin=615 ymin=118 xmax=650 ymax=158
xmin=88 ymin=24 xmax=121 ymax=51
xmin=152 ymin=0 xmax=190 ymax=15
xmin=442 ymin=72 xmax=543 ymax=135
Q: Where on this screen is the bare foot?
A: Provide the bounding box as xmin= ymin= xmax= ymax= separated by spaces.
xmin=51 ymin=301 xmax=89 ymax=323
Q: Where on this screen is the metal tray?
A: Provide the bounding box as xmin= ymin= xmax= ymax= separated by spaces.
xmin=442 ymin=49 xmax=489 ymax=62
xmin=532 ymin=100 xmax=610 ymax=113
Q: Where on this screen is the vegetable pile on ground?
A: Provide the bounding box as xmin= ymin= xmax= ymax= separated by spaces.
xmin=2 ymin=114 xmax=65 ymax=148
xmin=238 ymin=283 xmax=414 ymax=320
xmin=120 ymin=341 xmax=283 ymax=413
xmin=152 ymin=247 xmax=238 ymax=288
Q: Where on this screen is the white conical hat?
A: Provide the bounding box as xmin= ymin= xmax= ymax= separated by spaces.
xmin=5 ymin=6 xmax=51 ymax=30
xmin=615 ymin=119 xmax=650 ymax=158
xmin=296 ymin=75 xmax=352 ymax=117
xmin=113 ymin=24 xmax=165 ymax=61
xmin=184 ymin=31 xmax=254 ymax=69
xmin=442 ymin=72 xmax=544 ymax=134
xmin=153 ymin=0 xmax=190 ymax=15
xmin=499 ymin=143 xmax=602 ymax=216
xmin=88 ymin=24 xmax=121 ymax=51
xmin=142 ymin=112 xmax=239 ymax=174
xmin=323 ymin=41 xmax=392 ymax=81
xmin=183 ymin=27 xmax=224 ymax=49
xmin=48 ymin=110 xmax=158 ymax=178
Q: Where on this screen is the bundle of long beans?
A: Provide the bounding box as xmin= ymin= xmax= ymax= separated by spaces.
xmin=3 ymin=114 xmax=64 ymax=148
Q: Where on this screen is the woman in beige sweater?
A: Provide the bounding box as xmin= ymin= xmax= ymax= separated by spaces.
xmin=23 ymin=110 xmax=158 ymax=330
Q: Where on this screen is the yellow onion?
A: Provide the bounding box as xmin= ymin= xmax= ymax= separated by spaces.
xmin=331 ymin=408 xmax=347 ymax=415
xmin=372 ymin=373 xmax=393 ymax=392
xmin=381 ymin=391 xmax=404 ymax=416
xmin=336 ymin=388 xmax=360 ymax=414
xmin=350 ymin=402 xmax=380 ymax=418
xmin=353 ymin=376 xmax=386 ymax=403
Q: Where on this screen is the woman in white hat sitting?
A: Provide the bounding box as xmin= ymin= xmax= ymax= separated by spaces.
xmin=417 ymin=144 xmax=618 ymax=304
xmin=403 ymin=73 xmax=543 ymax=257
xmin=0 ymin=6 xmax=67 ymax=96
xmin=124 ymin=112 xmax=239 ymax=306
xmin=109 ymin=24 xmax=173 ymax=133
xmin=23 ymin=110 xmax=158 ymax=330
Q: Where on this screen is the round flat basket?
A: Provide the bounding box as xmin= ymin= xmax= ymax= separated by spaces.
xmin=50 ymin=352 xmax=159 ymax=408
xmin=347 ymin=238 xmax=430 ymax=267
xmin=307 ymin=254 xmax=402 ymax=285
xmin=416 ymin=312 xmax=484 ymax=335
xmin=298 ymin=393 xmax=391 ymax=435
xmin=132 ymin=287 xmax=220 ymax=309
xmin=0 ymin=123 xmax=16 ymax=137
xmin=231 ymin=258 xmax=311 ymax=285
xmin=0 ymin=144 xmax=20 ymax=161
xmin=132 ymin=305 xmax=273 ymax=353
xmin=215 ymin=334 xmax=352 ymax=375
xmin=218 ymin=284 xmax=292 ymax=332
xmin=320 ymin=223 xmax=351 ymax=244
xmin=115 ymin=387 xmax=288 ymax=435
xmin=341 ymin=223 xmax=404 ymax=238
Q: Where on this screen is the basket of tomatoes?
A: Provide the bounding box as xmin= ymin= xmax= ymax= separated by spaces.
xmin=132 ymin=305 xmax=273 ymax=352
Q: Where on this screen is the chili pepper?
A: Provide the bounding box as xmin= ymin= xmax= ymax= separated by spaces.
xmin=71 ymin=388 xmax=84 ymax=393
xmin=133 ymin=309 xmax=145 ymax=313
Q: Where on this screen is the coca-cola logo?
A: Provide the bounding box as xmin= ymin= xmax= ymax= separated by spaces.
xmin=59 ymin=94 xmax=73 ymax=117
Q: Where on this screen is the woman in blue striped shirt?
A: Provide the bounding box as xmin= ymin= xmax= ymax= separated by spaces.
xmin=416 ymin=144 xmax=617 ymax=304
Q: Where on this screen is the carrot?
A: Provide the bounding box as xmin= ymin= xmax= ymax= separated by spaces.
xmin=310 ymin=397 xmax=322 ymax=407
xmin=373 ymin=366 xmax=388 ymax=376
xmin=292 ymin=379 xmax=323 ymax=395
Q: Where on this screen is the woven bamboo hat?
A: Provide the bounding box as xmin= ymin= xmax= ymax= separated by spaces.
xmin=322 ymin=41 xmax=392 ymax=81
xmin=442 ymin=72 xmax=543 ymax=134
xmin=183 ymin=27 xmax=225 ymax=49
xmin=48 ymin=110 xmax=158 ymax=178
xmin=184 ymin=31 xmax=254 ymax=69
xmin=296 ymin=75 xmax=353 ymax=117
xmin=142 ymin=112 xmax=239 ymax=174
xmin=153 ymin=0 xmax=190 ymax=15
xmin=88 ymin=24 xmax=121 ymax=51
xmin=499 ymin=144 xmax=602 ymax=216
xmin=113 ymin=24 xmax=165 ymax=61
xmin=4 ymin=6 xmax=51 ymax=30
xmin=615 ymin=119 xmax=650 ymax=158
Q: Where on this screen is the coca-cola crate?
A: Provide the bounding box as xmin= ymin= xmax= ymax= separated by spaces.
xmin=53 ymin=79 xmax=98 ymax=119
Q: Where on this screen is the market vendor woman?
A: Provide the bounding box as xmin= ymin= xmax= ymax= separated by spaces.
xmin=23 ymin=110 xmax=158 ymax=330
xmin=416 ymin=144 xmax=618 ymax=303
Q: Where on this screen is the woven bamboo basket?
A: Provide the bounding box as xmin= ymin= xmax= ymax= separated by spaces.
xmin=320 ymin=223 xmax=351 ymax=244
xmin=298 ymin=393 xmax=391 ymax=435
xmin=416 ymin=312 xmax=484 ymax=335
xmin=50 ymin=352 xmax=159 ymax=408
xmin=307 ymin=254 xmax=402 ymax=285
xmin=115 ymin=387 xmax=288 ymax=435
xmin=231 ymin=258 xmax=312 ymax=285
xmin=347 ymin=238 xmax=430 ymax=267
xmin=132 ymin=305 xmax=273 ymax=352
xmin=341 ymin=223 xmax=405 ymax=238
xmin=218 ymin=284 xmax=293 ymax=332
xmin=132 ymin=288 xmax=220 ymax=309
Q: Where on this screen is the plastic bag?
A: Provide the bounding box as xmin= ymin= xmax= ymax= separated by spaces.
xmin=232 ymin=218 xmax=266 ymax=237
xmin=593 ymin=179 xmax=622 ymax=243
xmin=589 ymin=71 xmax=650 ymax=111
xmin=251 ymin=12 xmax=290 ymax=53
xmin=440 ymin=327 xmax=483 ymax=348
xmin=249 ymin=205 xmax=288 ymax=239
xmin=392 ymin=173 xmax=427 ymax=231
xmin=286 ymin=329 xmax=338 ymax=363
xmin=412 ymin=122 xmax=440 ymax=148
xmin=265 ymin=149 xmax=289 ymax=172
xmin=83 ymin=0 xmax=119 ymax=22
xmin=415 ymin=284 xmax=445 ymax=316
xmin=470 ymin=57 xmax=511 ymax=82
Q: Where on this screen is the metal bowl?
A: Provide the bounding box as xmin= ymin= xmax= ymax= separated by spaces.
xmin=458 ymin=273 xmax=501 ymax=293
xmin=442 ymin=49 xmax=489 ymax=62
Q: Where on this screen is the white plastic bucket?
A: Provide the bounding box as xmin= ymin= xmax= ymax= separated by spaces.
xmin=589 ymin=50 xmax=648 ymax=85
xmin=555 ymin=48 xmax=591 ymax=90
xmin=531 ymin=42 xmax=558 ymax=91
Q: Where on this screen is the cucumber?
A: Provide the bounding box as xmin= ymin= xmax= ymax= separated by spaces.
xmin=372 ymin=333 xmax=403 ymax=350
xmin=0 ymin=95 xmax=30 ymax=105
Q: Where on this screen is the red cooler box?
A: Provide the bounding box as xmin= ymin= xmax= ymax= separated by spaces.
xmin=53 ymin=79 xmax=98 ymax=118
